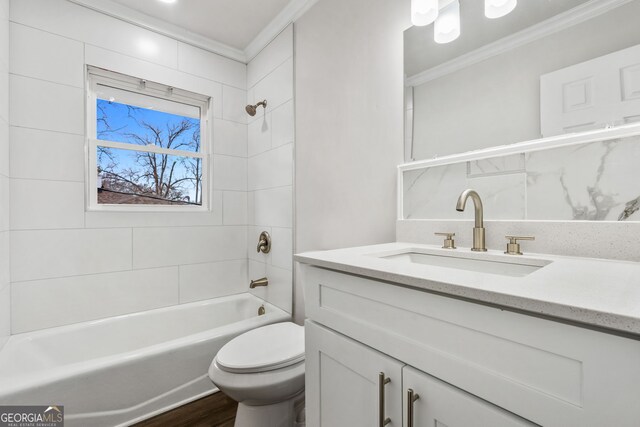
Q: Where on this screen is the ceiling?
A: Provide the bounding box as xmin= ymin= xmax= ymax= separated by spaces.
xmin=404 ymin=0 xmax=591 ymax=77
xmin=111 ymin=0 xmax=292 ymax=50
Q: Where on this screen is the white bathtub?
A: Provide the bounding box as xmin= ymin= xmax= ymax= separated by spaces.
xmin=0 ymin=293 xmax=290 ymax=426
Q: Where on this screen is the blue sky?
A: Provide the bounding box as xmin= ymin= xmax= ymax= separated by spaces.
xmin=96 ymin=99 xmax=202 ymax=203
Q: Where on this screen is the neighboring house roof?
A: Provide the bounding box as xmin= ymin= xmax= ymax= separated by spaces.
xmin=98 ymin=188 xmax=194 ymax=205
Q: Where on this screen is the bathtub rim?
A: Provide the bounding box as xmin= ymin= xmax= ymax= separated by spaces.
xmin=0 ymin=293 xmax=290 ymax=399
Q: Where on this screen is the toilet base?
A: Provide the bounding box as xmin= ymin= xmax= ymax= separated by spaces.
xmin=234 ymin=392 xmax=304 ymax=427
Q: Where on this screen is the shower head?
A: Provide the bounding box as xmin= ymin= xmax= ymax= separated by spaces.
xmin=245 ymin=100 xmax=267 ymax=116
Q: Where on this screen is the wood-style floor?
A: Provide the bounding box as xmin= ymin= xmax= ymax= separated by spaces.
xmin=133 ymin=392 xmax=237 ymax=427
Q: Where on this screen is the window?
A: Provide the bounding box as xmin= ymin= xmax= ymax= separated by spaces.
xmin=87 ymin=67 xmax=211 ymax=211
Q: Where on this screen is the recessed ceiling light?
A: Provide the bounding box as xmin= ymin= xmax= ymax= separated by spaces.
xmin=158 ymin=0 xmax=177 ymax=4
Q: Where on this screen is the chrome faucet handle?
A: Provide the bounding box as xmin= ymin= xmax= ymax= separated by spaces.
xmin=505 ymin=235 xmax=535 ymax=255
xmin=434 ymin=232 xmax=456 ymax=249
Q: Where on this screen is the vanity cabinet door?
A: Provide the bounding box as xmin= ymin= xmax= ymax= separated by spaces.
xmin=305 ymin=321 xmax=404 ymax=427
xmin=403 ymin=366 xmax=536 ymax=427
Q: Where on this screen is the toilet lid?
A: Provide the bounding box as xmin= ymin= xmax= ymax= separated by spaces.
xmin=216 ymin=322 xmax=305 ymax=373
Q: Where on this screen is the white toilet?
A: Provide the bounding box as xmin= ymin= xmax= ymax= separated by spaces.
xmin=208 ymin=322 xmax=305 ymax=427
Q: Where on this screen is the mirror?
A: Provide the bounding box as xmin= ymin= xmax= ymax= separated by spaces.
xmin=404 ymin=0 xmax=640 ymax=161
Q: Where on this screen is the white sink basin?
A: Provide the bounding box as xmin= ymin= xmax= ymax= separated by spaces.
xmin=371 ymin=249 xmax=551 ymax=277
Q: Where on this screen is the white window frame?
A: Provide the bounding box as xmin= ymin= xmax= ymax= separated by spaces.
xmin=86 ymin=66 xmax=212 ymax=212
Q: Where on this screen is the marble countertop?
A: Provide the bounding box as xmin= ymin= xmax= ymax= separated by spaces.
xmin=295 ymin=242 xmax=640 ymax=336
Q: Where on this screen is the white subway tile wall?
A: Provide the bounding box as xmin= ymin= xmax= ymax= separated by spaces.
xmin=213 ymin=154 xmax=248 ymax=191
xmin=10 ymin=75 xmax=84 ymax=134
xmin=178 ymin=42 xmax=246 ymax=90
xmin=10 ymin=127 xmax=85 ymax=182
xmin=253 ymin=186 xmax=293 ymax=228
xmin=11 ymin=228 xmax=133 ymax=282
xmin=179 ymin=260 xmax=248 ymax=304
xmin=132 ymin=226 xmax=246 ymax=269
xmin=0 ymin=119 xmax=8 ymax=176
xmin=271 ymin=100 xmax=295 ymax=149
xmin=248 ymin=113 xmax=273 ymax=156
xmin=10 ymin=179 xmax=85 ymax=230
xmin=246 ymin=26 xmax=294 ymax=312
xmin=223 ymin=85 xmax=249 ymax=124
xmin=11 ymin=267 xmax=180 ymax=332
xmin=251 ymin=58 xmax=294 ymax=114
xmin=223 ymin=191 xmax=249 ymax=226
xmin=0 ymin=174 xmax=8 ymax=231
xmin=6 ymin=0 xmax=259 ymax=333
xmin=9 ymin=23 xmax=84 ymax=87
xmin=248 ymin=143 xmax=293 ymax=190
xmin=10 ymin=0 xmax=179 ymax=68
xmin=0 ymin=0 xmax=9 ymax=349
xmin=214 ymin=120 xmax=248 ymax=157
xmin=84 ymin=45 xmax=225 ymax=119
xmin=246 ymin=26 xmax=292 ymax=89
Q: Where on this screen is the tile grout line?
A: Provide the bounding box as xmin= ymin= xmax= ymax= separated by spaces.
xmin=8 ymin=124 xmax=84 ymax=137
xmin=10 ymin=258 xmax=250 ymax=285
xmin=9 ymin=72 xmax=84 ymax=90
xmin=131 ymin=228 xmax=134 ymax=271
xmin=247 ymin=55 xmax=293 ymax=92
xmin=248 ymin=140 xmax=294 ymax=159
xmin=10 ymin=224 xmax=248 ymax=232
xmin=10 ymin=21 xmax=248 ymax=90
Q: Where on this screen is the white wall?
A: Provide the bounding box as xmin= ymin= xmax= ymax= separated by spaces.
xmin=8 ymin=0 xmax=250 ymax=333
xmin=0 ymin=0 xmax=10 ymax=349
xmin=293 ymin=0 xmax=408 ymax=322
xmin=412 ymin=1 xmax=640 ymax=159
xmin=245 ymin=25 xmax=294 ymax=313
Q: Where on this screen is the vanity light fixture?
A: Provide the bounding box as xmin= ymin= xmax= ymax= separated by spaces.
xmin=413 ymin=0 xmax=517 ymax=44
xmin=485 ymin=0 xmax=517 ymax=19
xmin=434 ymin=0 xmax=461 ymax=44
xmin=157 ymin=0 xmax=177 ymax=4
xmin=411 ymin=0 xmax=439 ymax=26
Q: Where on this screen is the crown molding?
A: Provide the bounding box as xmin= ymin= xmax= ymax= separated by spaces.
xmin=244 ymin=0 xmax=319 ymax=61
xmin=68 ymin=0 xmax=246 ymax=62
xmin=406 ymin=0 xmax=634 ymax=87
xmin=68 ymin=0 xmax=319 ymax=65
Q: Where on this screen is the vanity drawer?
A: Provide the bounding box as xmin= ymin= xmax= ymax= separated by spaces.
xmin=302 ymin=265 xmax=640 ymax=427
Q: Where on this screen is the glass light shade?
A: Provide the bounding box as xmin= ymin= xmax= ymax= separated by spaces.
xmin=485 ymin=0 xmax=517 ymax=19
xmin=434 ymin=0 xmax=460 ymax=44
xmin=411 ymin=0 xmax=439 ymax=26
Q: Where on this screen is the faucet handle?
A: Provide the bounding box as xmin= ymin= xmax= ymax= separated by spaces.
xmin=435 ymin=232 xmax=456 ymax=249
xmin=504 ymin=235 xmax=535 ymax=255
xmin=257 ymin=231 xmax=271 ymax=253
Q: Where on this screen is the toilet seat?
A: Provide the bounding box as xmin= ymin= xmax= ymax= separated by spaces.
xmin=216 ymin=322 xmax=304 ymax=374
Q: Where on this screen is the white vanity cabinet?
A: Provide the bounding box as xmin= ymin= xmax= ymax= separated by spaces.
xmin=305 ymin=321 xmax=403 ymax=427
xmin=301 ymin=265 xmax=640 ymax=427
xmin=402 ymin=366 xmax=535 ymax=427
xmin=306 ymin=321 xmax=535 ymax=427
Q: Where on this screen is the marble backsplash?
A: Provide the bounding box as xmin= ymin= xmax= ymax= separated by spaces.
xmin=403 ymin=135 xmax=640 ymax=221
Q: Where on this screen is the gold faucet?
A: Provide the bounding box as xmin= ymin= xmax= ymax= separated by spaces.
xmin=250 ymin=277 xmax=269 ymax=288
xmin=456 ymin=189 xmax=487 ymax=252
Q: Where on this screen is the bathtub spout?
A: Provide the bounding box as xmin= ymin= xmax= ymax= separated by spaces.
xmin=250 ymin=277 xmax=269 ymax=288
